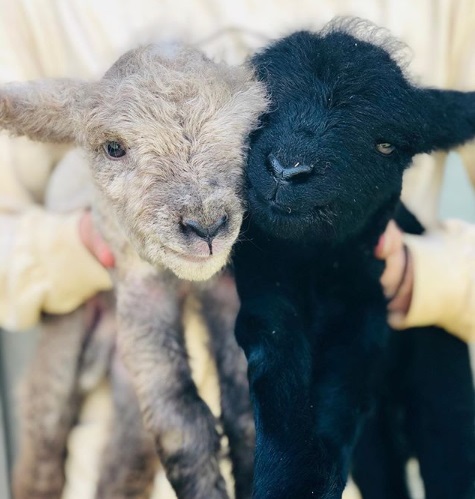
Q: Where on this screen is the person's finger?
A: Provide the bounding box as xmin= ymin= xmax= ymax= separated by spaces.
xmin=79 ymin=210 xmax=94 ymax=253
xmin=375 ymin=220 xmax=402 ymax=259
xmin=79 ymin=211 xmax=115 ymax=268
xmin=375 ymin=220 xmax=406 ymax=297
xmin=380 ymin=247 xmax=406 ymax=297
xmin=91 ymin=231 xmax=115 ymax=268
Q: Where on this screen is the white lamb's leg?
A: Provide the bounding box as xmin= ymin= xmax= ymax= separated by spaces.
xmin=95 ymin=348 xmax=157 ymax=499
xmin=116 ymin=270 xmax=228 ymax=499
xmin=13 ymin=307 xmax=89 ymax=499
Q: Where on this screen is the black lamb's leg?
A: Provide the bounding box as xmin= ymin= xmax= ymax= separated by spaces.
xmin=199 ymin=273 xmax=255 ymax=499
xmin=405 ymin=327 xmax=475 ymax=499
xmin=351 ymin=400 xmax=411 ymax=499
xmin=351 ymin=329 xmax=412 ymax=499
xmin=305 ymin=306 xmax=391 ymax=499
xmin=236 ymin=293 xmax=348 ymax=499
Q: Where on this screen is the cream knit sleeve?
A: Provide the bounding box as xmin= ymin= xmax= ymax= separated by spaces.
xmin=0 ymin=207 xmax=112 ymax=332
xmin=389 ymin=223 xmax=475 ymax=343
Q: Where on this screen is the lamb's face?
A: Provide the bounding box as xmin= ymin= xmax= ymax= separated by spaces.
xmin=82 ymin=46 xmax=267 ymax=280
xmin=246 ymin=29 xmax=426 ymax=243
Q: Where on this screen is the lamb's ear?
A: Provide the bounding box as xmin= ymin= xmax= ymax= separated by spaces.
xmin=0 ymin=79 xmax=89 ymax=143
xmin=414 ymin=88 xmax=475 ymax=154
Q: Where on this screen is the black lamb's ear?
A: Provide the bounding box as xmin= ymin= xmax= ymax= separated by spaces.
xmin=413 ymin=88 xmax=475 ymax=154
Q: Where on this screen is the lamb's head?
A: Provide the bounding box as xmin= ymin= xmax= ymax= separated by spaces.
xmin=246 ymin=19 xmax=475 ymax=244
xmin=0 ymin=44 xmax=268 ymax=280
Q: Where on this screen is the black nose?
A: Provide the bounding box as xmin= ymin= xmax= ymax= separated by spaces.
xmin=181 ymin=214 xmax=228 ymax=240
xmin=268 ymin=154 xmax=314 ymax=181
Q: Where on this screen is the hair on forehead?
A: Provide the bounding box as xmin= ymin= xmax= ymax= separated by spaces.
xmin=320 ymin=17 xmax=413 ymax=78
xmin=102 ymin=43 xmax=257 ymax=91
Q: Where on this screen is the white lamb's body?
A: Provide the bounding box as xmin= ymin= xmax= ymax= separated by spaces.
xmin=1 ymin=43 xmax=268 ymax=499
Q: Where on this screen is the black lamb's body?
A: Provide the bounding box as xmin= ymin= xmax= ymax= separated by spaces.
xmin=232 ymin=21 xmax=475 ymax=499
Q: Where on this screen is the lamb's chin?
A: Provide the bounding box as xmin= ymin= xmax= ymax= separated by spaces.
xmin=162 ymin=250 xmax=230 ymax=282
xmin=251 ymin=205 xmax=338 ymax=243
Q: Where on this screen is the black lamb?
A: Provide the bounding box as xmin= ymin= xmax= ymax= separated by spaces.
xmin=232 ymin=20 xmax=475 ymax=499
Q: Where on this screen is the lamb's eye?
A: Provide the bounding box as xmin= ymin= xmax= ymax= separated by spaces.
xmin=103 ymin=141 xmax=126 ymax=159
xmin=376 ymin=143 xmax=395 ymax=155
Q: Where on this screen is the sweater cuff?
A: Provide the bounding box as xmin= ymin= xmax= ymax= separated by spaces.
xmin=40 ymin=210 xmax=113 ymax=314
xmin=2 ymin=208 xmax=112 ymax=331
xmin=389 ymin=231 xmax=474 ymax=342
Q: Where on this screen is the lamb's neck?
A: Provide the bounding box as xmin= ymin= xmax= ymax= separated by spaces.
xmin=316 ymin=199 xmax=396 ymax=261
xmin=307 ymin=211 xmax=397 ymax=308
xmin=270 ymin=219 xmax=387 ymax=269
xmin=328 ymin=222 xmax=386 ymax=265
xmin=91 ymin=190 xmax=136 ymax=255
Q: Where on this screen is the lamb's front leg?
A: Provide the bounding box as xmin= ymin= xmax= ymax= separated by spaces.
xmin=95 ymin=350 xmax=156 ymax=499
xmin=116 ymin=271 xmax=228 ymax=499
xmin=199 ymin=272 xmax=255 ymax=499
xmin=237 ymin=297 xmax=381 ymax=499
xmin=235 ymin=293 xmax=329 ymax=499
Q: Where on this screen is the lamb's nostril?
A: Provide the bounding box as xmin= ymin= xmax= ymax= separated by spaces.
xmin=268 ymin=154 xmax=314 ymax=181
xmin=181 ymin=219 xmax=208 ymax=239
xmin=208 ymin=214 xmax=228 ymax=238
xmin=181 ymin=214 xmax=228 ymax=241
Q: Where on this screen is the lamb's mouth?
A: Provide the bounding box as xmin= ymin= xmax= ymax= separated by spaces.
xmin=251 ymin=189 xmax=302 ymax=217
xmin=164 ymin=246 xmax=214 ymax=263
xmin=251 ymin=188 xmax=332 ymax=217
xmin=163 ymin=244 xmax=233 ymax=264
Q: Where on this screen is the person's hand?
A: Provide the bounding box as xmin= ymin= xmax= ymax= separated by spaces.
xmin=375 ymin=220 xmax=413 ymax=315
xmin=79 ymin=210 xmax=115 ymax=268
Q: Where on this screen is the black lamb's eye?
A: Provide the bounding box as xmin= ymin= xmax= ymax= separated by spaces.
xmin=103 ymin=141 xmax=126 ymax=159
xmin=376 ymin=143 xmax=396 ymax=155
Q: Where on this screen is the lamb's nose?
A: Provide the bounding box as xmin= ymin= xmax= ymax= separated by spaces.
xmin=268 ymin=154 xmax=314 ymax=181
xmin=181 ymin=214 xmax=228 ymax=240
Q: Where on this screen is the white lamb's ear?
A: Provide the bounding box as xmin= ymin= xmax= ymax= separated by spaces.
xmin=0 ymin=79 xmax=90 ymax=143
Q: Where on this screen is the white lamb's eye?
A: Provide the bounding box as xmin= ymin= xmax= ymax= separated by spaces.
xmin=376 ymin=143 xmax=395 ymax=155
xmin=103 ymin=141 xmax=126 ymax=159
